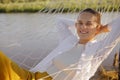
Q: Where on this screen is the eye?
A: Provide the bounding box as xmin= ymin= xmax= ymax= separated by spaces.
xmin=77 ymin=22 xmax=83 ymax=25
xmin=86 ymin=23 xmax=92 ymax=26
xmin=79 ymin=22 xmax=83 ymax=25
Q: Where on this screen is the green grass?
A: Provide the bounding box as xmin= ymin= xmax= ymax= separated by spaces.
xmin=0 ymin=0 xmax=119 ymax=13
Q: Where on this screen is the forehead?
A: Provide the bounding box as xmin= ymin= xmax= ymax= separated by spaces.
xmin=77 ymin=12 xmax=97 ymax=22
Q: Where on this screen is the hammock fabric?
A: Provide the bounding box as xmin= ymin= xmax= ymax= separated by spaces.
xmin=30 ymin=17 xmax=120 ymax=80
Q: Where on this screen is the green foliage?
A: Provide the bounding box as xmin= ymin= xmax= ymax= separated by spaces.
xmin=0 ymin=0 xmax=119 ymax=13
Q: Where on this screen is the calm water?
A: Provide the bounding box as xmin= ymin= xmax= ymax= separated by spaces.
xmin=0 ymin=12 xmax=120 ymax=69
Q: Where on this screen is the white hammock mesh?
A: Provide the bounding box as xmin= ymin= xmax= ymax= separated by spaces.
xmin=0 ymin=0 xmax=120 ymax=80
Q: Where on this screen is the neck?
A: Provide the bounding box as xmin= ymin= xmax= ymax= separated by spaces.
xmin=79 ymin=38 xmax=95 ymax=44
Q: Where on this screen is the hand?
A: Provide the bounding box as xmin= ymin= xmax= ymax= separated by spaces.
xmin=96 ymin=24 xmax=110 ymax=35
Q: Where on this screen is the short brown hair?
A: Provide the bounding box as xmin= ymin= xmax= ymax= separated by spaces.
xmin=79 ymin=8 xmax=101 ymax=24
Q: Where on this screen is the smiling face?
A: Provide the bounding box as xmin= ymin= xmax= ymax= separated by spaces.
xmin=75 ymin=12 xmax=100 ymax=43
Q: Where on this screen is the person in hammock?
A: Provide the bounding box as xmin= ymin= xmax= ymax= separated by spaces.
xmin=0 ymin=8 xmax=120 ymax=80
xmin=30 ymin=8 xmax=120 ymax=80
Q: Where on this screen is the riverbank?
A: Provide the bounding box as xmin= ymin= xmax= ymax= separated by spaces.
xmin=0 ymin=0 xmax=120 ymax=13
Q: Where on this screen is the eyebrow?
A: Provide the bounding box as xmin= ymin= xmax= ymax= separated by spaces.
xmin=77 ymin=20 xmax=95 ymax=23
xmin=87 ymin=21 xmax=93 ymax=23
xmin=77 ymin=20 xmax=82 ymax=22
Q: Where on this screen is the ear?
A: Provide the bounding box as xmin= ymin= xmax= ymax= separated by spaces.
xmin=98 ymin=24 xmax=110 ymax=33
xmin=96 ymin=24 xmax=101 ymax=30
xmin=95 ymin=24 xmax=102 ymax=35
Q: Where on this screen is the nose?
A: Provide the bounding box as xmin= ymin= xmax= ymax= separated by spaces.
xmin=81 ymin=24 xmax=87 ymax=29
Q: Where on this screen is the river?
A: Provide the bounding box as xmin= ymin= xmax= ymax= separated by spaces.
xmin=0 ymin=12 xmax=120 ymax=69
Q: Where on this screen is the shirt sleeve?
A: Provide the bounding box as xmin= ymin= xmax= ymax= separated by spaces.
xmin=89 ymin=17 xmax=120 ymax=75
xmin=99 ymin=16 xmax=120 ymax=57
xmin=56 ymin=17 xmax=75 ymax=43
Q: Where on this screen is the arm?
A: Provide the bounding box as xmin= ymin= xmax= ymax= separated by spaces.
xmin=30 ymin=34 xmax=78 ymax=73
xmin=93 ymin=17 xmax=120 ymax=58
xmin=56 ymin=17 xmax=75 ymax=43
xmin=30 ymin=18 xmax=78 ymax=72
xmin=102 ymin=17 xmax=120 ymax=47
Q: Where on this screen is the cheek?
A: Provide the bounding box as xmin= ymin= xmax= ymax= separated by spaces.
xmin=89 ymin=28 xmax=97 ymax=34
xmin=76 ymin=26 xmax=80 ymax=31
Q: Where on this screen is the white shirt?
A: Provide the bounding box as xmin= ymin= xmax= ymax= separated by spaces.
xmin=30 ymin=16 xmax=120 ymax=80
xmin=47 ymin=43 xmax=85 ymax=80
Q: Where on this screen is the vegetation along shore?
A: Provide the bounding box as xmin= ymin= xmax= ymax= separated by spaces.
xmin=0 ymin=0 xmax=119 ymax=13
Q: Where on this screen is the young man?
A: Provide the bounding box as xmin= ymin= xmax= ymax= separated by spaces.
xmin=0 ymin=8 xmax=120 ymax=80
xmin=31 ymin=8 xmax=120 ymax=80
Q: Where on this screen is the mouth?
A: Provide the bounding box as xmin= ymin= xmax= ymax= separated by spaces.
xmin=80 ymin=31 xmax=89 ymax=34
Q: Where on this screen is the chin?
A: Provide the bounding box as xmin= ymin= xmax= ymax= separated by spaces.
xmin=79 ymin=34 xmax=88 ymax=38
xmin=79 ymin=36 xmax=89 ymax=39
